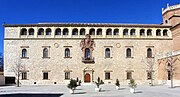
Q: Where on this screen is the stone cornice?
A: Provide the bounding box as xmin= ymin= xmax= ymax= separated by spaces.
xmin=170 ymin=23 xmax=180 ymax=31
xmin=168 ymin=14 xmax=180 ymax=20
xmin=3 ymin=23 xmax=172 ymax=28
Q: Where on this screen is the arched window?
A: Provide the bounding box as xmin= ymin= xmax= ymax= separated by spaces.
xmin=113 ymin=29 xmax=119 ymax=35
xmin=140 ymin=29 xmax=145 ymax=36
xmin=97 ymin=29 xmax=102 ymax=35
xmin=156 ymin=29 xmax=161 ymax=36
xmin=80 ymin=28 xmax=85 ymax=35
xmin=72 ymin=28 xmax=78 ymax=35
xmin=105 ymin=48 xmax=110 ymax=58
xmin=43 ymin=48 xmax=48 ymax=58
xmin=63 ymin=28 xmax=69 ymax=35
xmin=21 ymin=28 xmax=27 ymax=35
xmin=38 ymin=28 xmax=44 ymax=35
xmin=85 ymin=48 xmax=90 ymax=59
xmin=28 ymin=28 xmax=34 ymax=35
xmin=46 ymin=28 xmax=51 ymax=35
xmin=89 ymin=28 xmax=95 ymax=35
xmin=126 ymin=48 xmax=131 ymax=58
xmin=55 ymin=28 xmax=61 ymax=35
xmin=22 ymin=49 xmax=27 ymax=58
xmin=65 ymin=48 xmax=70 ymax=58
xmin=147 ymin=29 xmax=152 ymax=36
xmin=163 ymin=29 xmax=168 ymax=36
xmin=130 ymin=29 xmax=136 ymax=35
xmin=147 ymin=48 xmax=152 ymax=58
xmin=106 ymin=29 xmax=112 ymax=35
xmin=123 ymin=29 xmax=128 ymax=35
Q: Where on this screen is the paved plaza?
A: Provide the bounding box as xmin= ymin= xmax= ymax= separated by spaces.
xmin=0 ymin=84 xmax=180 ymax=97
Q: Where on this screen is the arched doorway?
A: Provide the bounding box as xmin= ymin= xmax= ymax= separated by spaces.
xmin=84 ymin=73 xmax=91 ymax=83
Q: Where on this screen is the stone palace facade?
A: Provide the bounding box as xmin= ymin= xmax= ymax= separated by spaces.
xmin=3 ymin=4 xmax=180 ymax=85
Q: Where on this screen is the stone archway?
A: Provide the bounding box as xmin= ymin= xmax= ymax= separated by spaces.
xmin=84 ymin=73 xmax=91 ymax=83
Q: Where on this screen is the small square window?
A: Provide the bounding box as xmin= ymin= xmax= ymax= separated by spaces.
xmin=105 ymin=72 xmax=110 ymax=80
xmin=22 ymin=72 xmax=27 ymax=80
xmin=65 ymin=72 xmax=70 ymax=80
xmin=43 ymin=72 xmax=48 ymax=80
xmin=127 ymin=72 xmax=132 ymax=79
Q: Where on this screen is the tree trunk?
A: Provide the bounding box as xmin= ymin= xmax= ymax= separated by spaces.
xmin=150 ymin=72 xmax=153 ymax=86
xmin=17 ymin=72 xmax=20 ymax=87
xmin=151 ymin=78 xmax=153 ymax=86
xmin=171 ymin=72 xmax=173 ymax=88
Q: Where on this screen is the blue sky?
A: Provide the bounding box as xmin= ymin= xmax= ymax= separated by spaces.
xmin=0 ymin=0 xmax=179 ymax=54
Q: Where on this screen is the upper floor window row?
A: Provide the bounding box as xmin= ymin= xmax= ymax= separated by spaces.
xmin=21 ymin=28 xmax=34 ymax=35
xmin=20 ymin=28 xmax=169 ymax=37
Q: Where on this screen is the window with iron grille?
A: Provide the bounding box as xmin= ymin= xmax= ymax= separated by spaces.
xmin=105 ymin=72 xmax=110 ymax=80
xmin=22 ymin=72 xmax=27 ymax=80
xmin=65 ymin=72 xmax=70 ymax=80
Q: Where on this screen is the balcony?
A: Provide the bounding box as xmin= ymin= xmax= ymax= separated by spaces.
xmin=82 ymin=57 xmax=95 ymax=63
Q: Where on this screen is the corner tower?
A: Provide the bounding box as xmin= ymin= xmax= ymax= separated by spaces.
xmin=162 ymin=4 xmax=180 ymax=50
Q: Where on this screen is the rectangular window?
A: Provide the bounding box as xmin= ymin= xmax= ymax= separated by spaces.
xmin=127 ymin=72 xmax=132 ymax=79
xmin=22 ymin=72 xmax=27 ymax=80
xmin=105 ymin=72 xmax=110 ymax=80
xmin=65 ymin=72 xmax=70 ymax=80
xmin=147 ymin=72 xmax=152 ymax=80
xmin=43 ymin=72 xmax=48 ymax=80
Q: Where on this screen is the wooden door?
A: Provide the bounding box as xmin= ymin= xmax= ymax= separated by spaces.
xmin=84 ymin=73 xmax=91 ymax=83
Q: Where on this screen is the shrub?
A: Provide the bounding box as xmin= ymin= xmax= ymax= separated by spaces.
xmin=67 ymin=79 xmax=78 ymax=90
xmin=129 ymin=79 xmax=137 ymax=88
xmin=95 ymin=77 xmax=104 ymax=88
xmin=115 ymin=79 xmax=120 ymax=87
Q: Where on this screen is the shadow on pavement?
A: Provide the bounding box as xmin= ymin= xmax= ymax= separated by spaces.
xmin=135 ymin=91 xmax=143 ymax=93
xmin=0 ymin=93 xmax=63 ymax=97
xmin=75 ymin=88 xmax=83 ymax=90
xmin=100 ymin=89 xmax=111 ymax=92
xmin=173 ymin=86 xmax=180 ymax=88
xmin=73 ymin=92 xmax=86 ymax=94
xmin=119 ymin=88 xmax=126 ymax=90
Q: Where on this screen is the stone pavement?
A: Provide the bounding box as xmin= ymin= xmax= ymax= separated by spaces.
xmin=0 ymin=84 xmax=180 ymax=97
